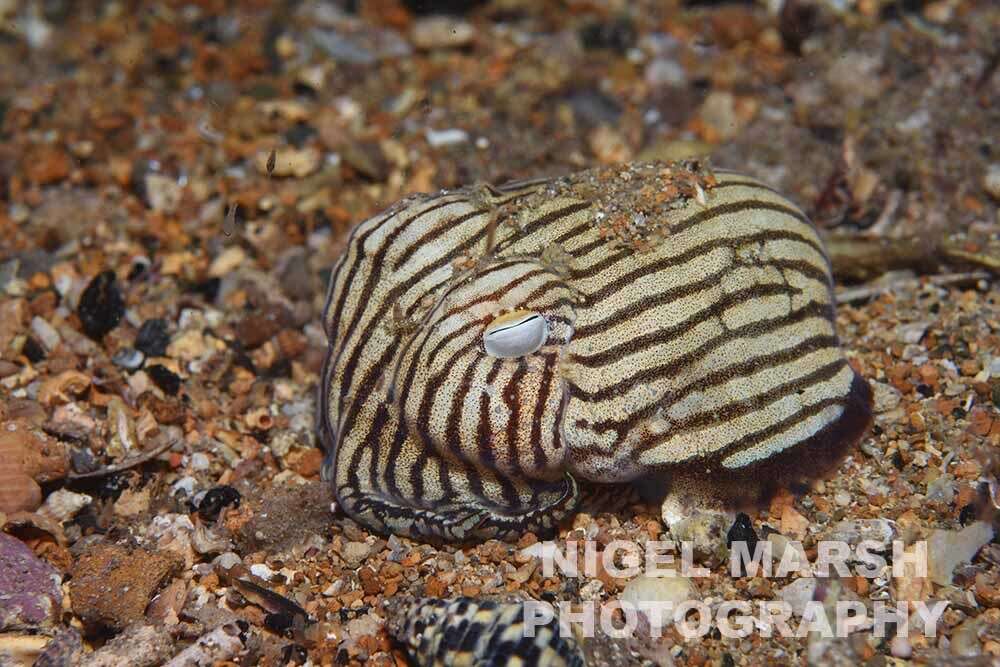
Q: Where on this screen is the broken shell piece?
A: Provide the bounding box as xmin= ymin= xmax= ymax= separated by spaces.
xmin=0 ymin=633 xmax=51 ymax=664
xmin=244 ymin=407 xmax=274 ymax=431
xmin=37 ymin=370 xmax=90 ymax=406
xmin=36 ymin=489 xmax=92 ymax=524
xmin=106 ymin=396 xmax=138 ymax=459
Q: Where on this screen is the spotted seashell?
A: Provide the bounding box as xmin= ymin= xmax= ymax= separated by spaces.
xmin=318 ymin=160 xmax=873 ymax=542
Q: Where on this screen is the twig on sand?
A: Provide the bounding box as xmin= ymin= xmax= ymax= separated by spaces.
xmin=67 ymin=437 xmax=175 ymax=480
xmin=836 ymin=271 xmax=992 ymax=304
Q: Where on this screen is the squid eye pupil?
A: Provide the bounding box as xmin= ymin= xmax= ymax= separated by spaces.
xmin=483 ymin=310 xmax=548 ymax=358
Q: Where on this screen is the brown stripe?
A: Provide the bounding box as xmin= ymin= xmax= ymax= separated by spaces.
xmin=529 ymin=352 xmax=558 ymax=472
xmin=572 ymin=229 xmax=824 ymax=302
xmin=573 ymin=272 xmax=798 ymax=342
xmin=566 ymin=300 xmax=834 ymax=398
xmin=502 ymin=363 xmax=528 ymax=477
xmin=717 ymin=395 xmax=849 ymax=464
xmin=589 ymin=333 xmax=843 ymax=436
xmin=635 ymin=357 xmax=848 ymax=453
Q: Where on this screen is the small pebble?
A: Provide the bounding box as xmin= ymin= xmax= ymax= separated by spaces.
xmin=265 ymin=611 xmax=294 ymax=635
xmin=342 ymin=541 xmax=372 ymax=568
xmin=895 ymin=321 xmax=930 ymax=344
xmin=833 ymin=490 xmax=851 ymax=506
xmin=983 ymin=163 xmax=1000 ymax=202
xmin=926 ymin=475 xmax=955 ymax=504
xmin=171 ymin=476 xmax=197 ymax=497
xmin=726 ymin=513 xmax=759 ymax=553
xmin=189 ymin=452 xmax=211 ymax=471
xmin=254 ymin=147 xmax=321 ymax=178
xmin=950 ymin=617 xmax=985 ymax=656
xmin=250 ymin=563 xmax=277 ymax=580
xmin=143 ymin=173 xmax=183 ymax=213
xmin=821 ymin=518 xmax=895 ymax=547
xmin=197 ymin=486 xmax=241 ymax=522
xmin=425 ymin=128 xmax=469 ymax=148
xmin=310 ymin=28 xmax=377 ymax=66
xmin=588 ymin=125 xmax=632 ymax=164
xmin=698 ymin=91 xmax=740 ymax=141
xmin=890 ymin=636 xmax=912 ymax=659
xmin=208 ymin=246 xmax=247 ymax=278
xmin=30 ymin=316 xmax=60 ymax=352
xmin=860 ymin=440 xmax=882 ymax=458
xmin=135 ymin=318 xmax=170 ymax=357
xmin=77 ymin=270 xmax=125 ymax=340
xmin=778 ymin=577 xmax=817 ymax=617
xmin=147 ymin=364 xmax=181 ymax=396
xmin=927 ymin=521 xmax=995 ymax=586
xmin=620 ymin=575 xmax=698 ymax=629
xmin=645 ymin=58 xmax=687 ymax=88
xmin=870 ymin=381 xmax=902 ymax=413
xmin=668 ymin=508 xmax=732 ymax=568
xmin=410 ymin=17 xmax=475 ymax=50
xmin=213 ymin=552 xmax=242 ymax=571
xmin=112 ymin=348 xmax=145 ymax=370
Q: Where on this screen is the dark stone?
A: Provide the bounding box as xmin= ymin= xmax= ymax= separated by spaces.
xmin=236 ymin=303 xmax=294 ymax=349
xmin=261 ymin=357 xmax=292 ymax=379
xmin=779 ymin=0 xmax=821 ymax=55
xmin=400 ymin=0 xmax=487 ymax=15
xmin=561 ymin=88 xmax=622 ymax=128
xmin=809 ymin=123 xmax=843 ymax=144
xmin=284 ymin=122 xmax=317 ymax=148
xmin=958 ymin=504 xmax=977 ymax=526
xmin=41 ymin=0 xmax=73 ymax=23
xmin=265 ymin=611 xmax=295 ymax=636
xmin=97 ymin=472 xmax=131 ymax=501
xmin=77 ymin=270 xmax=125 ymax=340
xmin=892 ymin=451 xmax=905 ymax=469
xmin=129 ymin=159 xmax=157 ymax=205
xmin=726 ymin=512 xmax=759 ymax=558
xmin=683 ymin=0 xmax=754 ymax=6
xmin=70 ymin=447 xmax=100 ymax=475
xmin=578 ymin=17 xmax=637 ymax=54
xmin=281 ymin=644 xmax=309 ymax=664
xmin=147 ymin=364 xmax=181 ymax=396
xmin=23 ymin=336 xmax=45 ymax=363
xmin=879 ymin=0 xmax=929 ymax=20
xmin=135 ymin=318 xmax=170 ymax=357
xmin=188 ymin=276 xmax=221 ymax=302
xmin=127 ymin=258 xmax=150 ymax=281
xmin=198 ymin=485 xmax=241 ymax=522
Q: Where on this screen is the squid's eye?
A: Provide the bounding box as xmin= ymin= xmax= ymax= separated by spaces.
xmin=483 ymin=310 xmax=548 ymax=358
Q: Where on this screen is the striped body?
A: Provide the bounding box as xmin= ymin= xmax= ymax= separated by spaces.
xmin=386 ymin=597 xmax=585 ymax=667
xmin=319 ymin=161 xmax=872 ymax=541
